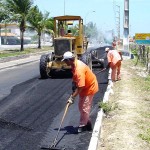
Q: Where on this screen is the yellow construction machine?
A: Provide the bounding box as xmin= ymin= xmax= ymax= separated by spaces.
xmin=39 ymin=15 xmax=91 ymax=78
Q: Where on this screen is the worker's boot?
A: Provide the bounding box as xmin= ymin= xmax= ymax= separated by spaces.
xmin=77 ymin=125 xmax=87 ymax=133
xmin=86 ymin=120 xmax=92 ymax=131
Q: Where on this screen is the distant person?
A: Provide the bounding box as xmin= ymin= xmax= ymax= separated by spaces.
xmin=112 ymin=40 xmax=116 ymax=49
xmin=62 ymin=51 xmax=99 ymax=133
xmin=59 ymin=21 xmax=65 ymax=36
xmin=60 ymin=27 xmax=65 ymax=36
xmin=105 ymin=47 xmax=122 ymax=82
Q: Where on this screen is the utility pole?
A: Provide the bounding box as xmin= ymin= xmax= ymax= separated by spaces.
xmin=113 ymin=0 xmax=120 ymax=45
xmin=0 ymin=26 xmax=1 ymax=45
xmin=123 ymin=0 xmax=129 ymax=54
xmin=64 ymin=0 xmax=65 ymax=15
xmin=116 ymin=5 xmax=120 ymax=40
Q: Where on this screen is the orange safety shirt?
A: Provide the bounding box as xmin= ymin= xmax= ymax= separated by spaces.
xmin=107 ymin=50 xmax=121 ymax=66
xmin=72 ymin=59 xmax=99 ymax=96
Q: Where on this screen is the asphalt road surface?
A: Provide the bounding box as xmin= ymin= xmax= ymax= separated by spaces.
xmin=0 ymin=62 xmax=39 ymax=100
xmin=0 ymin=49 xmax=109 ymax=150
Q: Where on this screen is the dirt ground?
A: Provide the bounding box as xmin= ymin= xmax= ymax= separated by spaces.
xmin=97 ymin=59 xmax=150 ymax=150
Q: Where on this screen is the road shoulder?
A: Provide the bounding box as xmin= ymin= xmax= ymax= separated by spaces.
xmin=97 ymin=59 xmax=150 ymax=150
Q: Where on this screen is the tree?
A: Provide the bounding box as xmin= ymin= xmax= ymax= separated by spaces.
xmin=0 ymin=1 xmax=9 ymax=22
xmin=0 ymin=1 xmax=14 ymax=45
xmin=85 ymin=22 xmax=98 ymax=39
xmin=27 ymin=6 xmax=52 ymax=48
xmin=44 ymin=17 xmax=54 ymax=46
xmin=5 ymin=0 xmax=33 ymax=51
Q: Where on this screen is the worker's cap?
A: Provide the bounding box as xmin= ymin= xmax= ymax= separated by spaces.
xmin=62 ymin=51 xmax=75 ymax=61
xmin=105 ymin=47 xmax=110 ymax=52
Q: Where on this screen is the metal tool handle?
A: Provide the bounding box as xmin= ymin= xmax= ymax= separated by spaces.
xmin=95 ymin=68 xmax=106 ymax=75
xmin=50 ymin=102 xmax=70 ymax=148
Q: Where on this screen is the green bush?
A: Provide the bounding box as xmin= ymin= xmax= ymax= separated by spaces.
xmin=99 ymin=101 xmax=117 ymax=114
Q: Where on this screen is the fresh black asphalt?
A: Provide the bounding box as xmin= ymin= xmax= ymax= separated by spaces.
xmin=0 ymin=46 xmax=109 ymax=150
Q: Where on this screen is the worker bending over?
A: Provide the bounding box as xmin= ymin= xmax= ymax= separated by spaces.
xmin=62 ymin=51 xmax=99 ymax=133
xmin=105 ymin=47 xmax=122 ymax=82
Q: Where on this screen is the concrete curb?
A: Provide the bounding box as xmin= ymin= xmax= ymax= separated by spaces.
xmin=88 ymin=69 xmax=113 ymax=150
xmin=88 ymin=109 xmax=103 ymax=150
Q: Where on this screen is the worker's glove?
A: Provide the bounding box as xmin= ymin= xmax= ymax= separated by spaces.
xmin=67 ymin=96 xmax=75 ymax=104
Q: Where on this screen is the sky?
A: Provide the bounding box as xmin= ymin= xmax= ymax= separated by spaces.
xmin=34 ymin=0 xmax=150 ymax=38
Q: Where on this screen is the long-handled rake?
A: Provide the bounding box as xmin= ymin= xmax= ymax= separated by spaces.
xmin=41 ymin=102 xmax=70 ymax=150
xmin=95 ymin=67 xmax=107 ymax=75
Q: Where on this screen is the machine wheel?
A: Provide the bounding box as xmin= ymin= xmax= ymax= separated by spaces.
xmin=40 ymin=54 xmax=48 ymax=79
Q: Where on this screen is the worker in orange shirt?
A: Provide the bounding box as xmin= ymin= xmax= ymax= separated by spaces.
xmin=105 ymin=47 xmax=122 ymax=82
xmin=62 ymin=51 xmax=99 ymax=133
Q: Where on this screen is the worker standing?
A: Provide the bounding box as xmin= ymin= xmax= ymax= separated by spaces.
xmin=112 ymin=39 xmax=116 ymax=49
xmin=62 ymin=51 xmax=99 ymax=133
xmin=105 ymin=47 xmax=122 ymax=82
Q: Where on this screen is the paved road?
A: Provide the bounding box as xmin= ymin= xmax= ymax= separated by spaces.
xmin=0 ymin=61 xmax=39 ymax=100
xmin=0 ymin=48 xmax=109 ymax=150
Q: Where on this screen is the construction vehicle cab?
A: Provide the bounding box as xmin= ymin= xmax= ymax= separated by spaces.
xmin=40 ymin=15 xmax=91 ymax=78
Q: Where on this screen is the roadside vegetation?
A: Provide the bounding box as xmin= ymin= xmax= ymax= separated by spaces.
xmin=99 ymin=101 xmax=118 ymax=115
xmin=0 ymin=46 xmax=53 ymax=59
xmin=130 ymin=44 xmax=150 ymax=74
xmin=98 ymin=58 xmax=150 ymax=150
xmin=0 ymin=0 xmax=98 ymax=52
xmin=0 ymin=0 xmax=54 ymax=51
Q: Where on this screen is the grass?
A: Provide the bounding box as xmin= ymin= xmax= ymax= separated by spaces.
xmin=139 ymin=129 xmax=150 ymax=143
xmin=129 ymin=64 xmax=150 ymax=144
xmin=99 ymin=101 xmax=118 ymax=114
xmin=0 ymin=46 xmax=53 ymax=59
xmin=101 ymin=59 xmax=150 ymax=145
xmin=138 ymin=103 xmax=150 ymax=144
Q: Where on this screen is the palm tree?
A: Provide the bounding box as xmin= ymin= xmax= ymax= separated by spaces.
xmin=0 ymin=1 xmax=11 ymax=44
xmin=0 ymin=1 xmax=8 ymax=23
xmin=45 ymin=17 xmax=54 ymax=46
xmin=5 ymin=0 xmax=33 ymax=51
xmin=27 ymin=6 xmax=51 ymax=48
